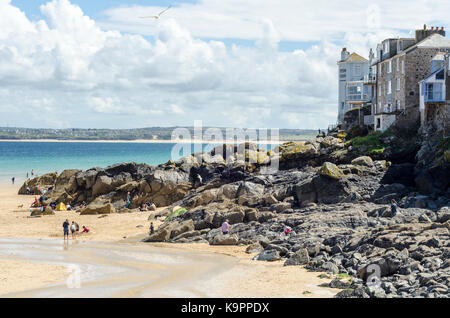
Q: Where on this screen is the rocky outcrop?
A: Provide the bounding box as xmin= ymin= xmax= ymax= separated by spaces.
xmin=19 ymin=135 xmax=450 ymax=298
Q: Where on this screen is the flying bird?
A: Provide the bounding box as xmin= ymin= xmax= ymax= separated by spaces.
xmin=139 ymin=5 xmax=171 ymax=19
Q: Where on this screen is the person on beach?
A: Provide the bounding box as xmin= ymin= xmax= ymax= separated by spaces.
xmin=70 ymin=221 xmax=77 ymax=238
xmin=27 ymin=172 xmax=29 ymax=179
xmin=31 ymin=170 xmax=34 ymax=176
xmin=150 ymin=222 xmax=154 ymax=234
xmin=283 ymin=225 xmax=292 ymax=236
xmin=11 ymin=177 xmax=15 ymax=185
xmin=81 ymin=226 xmax=90 ymax=234
xmin=221 ymin=220 xmax=230 ymax=235
xmin=126 ymin=192 xmax=132 ymax=208
xmin=63 ymin=219 xmax=70 ymax=240
xmin=391 ymin=199 xmax=398 ymax=217
xmin=26 ymin=187 xmax=30 ymax=195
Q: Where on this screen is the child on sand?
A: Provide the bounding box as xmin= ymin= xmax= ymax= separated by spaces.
xmin=81 ymin=226 xmax=90 ymax=233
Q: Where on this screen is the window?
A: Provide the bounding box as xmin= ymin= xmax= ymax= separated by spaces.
xmin=396 ymin=59 xmax=400 ymax=72
xmin=384 ymin=42 xmax=390 ymax=54
xmin=354 ymin=65 xmax=361 ymax=75
xmin=378 ymin=84 xmax=381 ymax=96
xmin=388 ymin=61 xmax=392 ymax=73
xmin=387 ymin=81 xmax=392 ymax=94
xmin=396 ymin=100 xmax=401 ymax=110
xmin=402 ymin=60 xmax=405 ymax=74
xmin=397 ymin=78 xmax=401 ymax=91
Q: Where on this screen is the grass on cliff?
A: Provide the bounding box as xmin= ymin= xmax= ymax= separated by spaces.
xmin=347 ymin=131 xmax=392 ymax=154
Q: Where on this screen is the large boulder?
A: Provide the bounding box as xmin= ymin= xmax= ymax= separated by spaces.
xmin=284 ymin=248 xmax=310 ymax=266
xmin=170 ymin=220 xmax=195 ymax=239
xmin=79 ymin=197 xmax=116 ymax=215
xmin=210 ymin=234 xmax=239 ymax=245
xmin=318 ymin=162 xmax=345 ymax=180
xmin=55 ymin=169 xmax=80 ymax=193
xmin=278 ymin=141 xmax=318 ymax=162
xmin=18 ymin=172 xmax=58 ymax=195
xmin=295 ymin=175 xmax=352 ymax=205
xmin=351 ymin=156 xmax=374 ymax=167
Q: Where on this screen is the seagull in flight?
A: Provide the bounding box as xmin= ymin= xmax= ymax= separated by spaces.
xmin=139 ymin=5 xmax=171 ymax=19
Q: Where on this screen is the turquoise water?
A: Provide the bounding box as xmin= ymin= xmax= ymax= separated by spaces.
xmin=0 ymin=141 xmax=276 ymax=184
xmin=0 ymin=141 xmax=190 ymax=184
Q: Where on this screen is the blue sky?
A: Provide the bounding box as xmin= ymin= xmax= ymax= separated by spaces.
xmin=11 ymin=0 xmax=315 ymax=51
xmin=2 ymin=0 xmax=450 ymax=129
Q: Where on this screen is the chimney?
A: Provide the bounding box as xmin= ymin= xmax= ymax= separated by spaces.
xmin=424 ymin=24 xmax=427 ymax=30
xmin=341 ymin=47 xmax=350 ymax=61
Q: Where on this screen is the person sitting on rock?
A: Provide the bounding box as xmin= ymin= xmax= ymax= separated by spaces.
xmin=391 ymin=199 xmax=398 ymax=217
xmin=283 ymin=225 xmax=292 ymax=236
xmin=221 ymin=220 xmax=230 ymax=235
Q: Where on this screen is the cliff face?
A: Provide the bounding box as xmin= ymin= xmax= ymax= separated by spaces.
xmin=415 ymin=125 xmax=450 ymax=196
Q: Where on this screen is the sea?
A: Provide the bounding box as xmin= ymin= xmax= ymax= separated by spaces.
xmin=0 ymin=141 xmax=277 ymax=184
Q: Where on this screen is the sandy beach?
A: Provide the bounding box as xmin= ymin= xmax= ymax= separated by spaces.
xmin=0 ymin=184 xmax=339 ymax=297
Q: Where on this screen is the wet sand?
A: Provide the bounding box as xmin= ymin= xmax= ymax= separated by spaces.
xmin=0 ymin=185 xmax=338 ymax=298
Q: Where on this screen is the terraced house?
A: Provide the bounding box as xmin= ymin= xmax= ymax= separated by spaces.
xmin=337 ymin=48 xmax=370 ymax=125
xmin=372 ymin=25 xmax=450 ymax=132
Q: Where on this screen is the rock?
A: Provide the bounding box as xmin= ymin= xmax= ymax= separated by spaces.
xmin=264 ymin=194 xmax=279 ymax=205
xmin=295 ymin=175 xmax=351 ymax=205
xmin=419 ymin=214 xmax=432 ymax=223
xmin=80 ymin=201 xmax=116 ymax=215
xmin=170 ymin=220 xmax=195 ymax=239
xmin=351 ymin=156 xmax=374 ymax=167
xmin=211 ymin=234 xmax=239 ymax=246
xmin=253 ymin=249 xmax=281 ymax=262
xmin=318 ymin=162 xmax=345 ymax=180
xmin=322 ymin=262 xmax=339 ymax=274
xmin=284 ymin=248 xmax=310 ymax=266
xmin=143 ymin=222 xmax=178 ymax=242
xmin=149 ymin=204 xmax=157 ymax=211
xmin=246 ymin=242 xmax=264 ymax=254
xmin=329 ymin=279 xmax=352 ymax=289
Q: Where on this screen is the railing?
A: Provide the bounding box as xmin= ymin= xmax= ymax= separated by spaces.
xmin=425 ymin=90 xmax=444 ymax=102
xmin=363 ymin=75 xmax=377 ymax=84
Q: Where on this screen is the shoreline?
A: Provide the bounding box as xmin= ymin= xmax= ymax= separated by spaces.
xmin=0 ymin=139 xmax=286 ymax=144
xmin=0 ymin=185 xmax=338 ymax=298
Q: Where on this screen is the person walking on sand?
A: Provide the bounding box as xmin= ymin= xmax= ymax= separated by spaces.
xmin=221 ymin=220 xmax=230 ymax=235
xmin=31 ymin=169 xmax=34 ymax=177
xmin=11 ymin=177 xmax=15 ymax=185
xmin=63 ymin=219 xmax=70 ymax=240
xmin=149 ymin=222 xmax=154 ymax=235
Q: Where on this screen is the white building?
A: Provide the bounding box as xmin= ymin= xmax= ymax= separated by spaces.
xmin=337 ymin=48 xmax=370 ymax=125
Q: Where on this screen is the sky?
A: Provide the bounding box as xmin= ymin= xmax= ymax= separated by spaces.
xmin=1 ymin=0 xmax=450 ymax=129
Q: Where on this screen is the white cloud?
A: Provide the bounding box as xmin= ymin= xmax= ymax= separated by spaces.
xmin=2 ymin=0 xmax=447 ymax=129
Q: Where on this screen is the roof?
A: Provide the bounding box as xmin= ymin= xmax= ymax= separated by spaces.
xmin=418 ymin=66 xmax=445 ymax=83
xmin=374 ymin=34 xmax=450 ymax=65
xmin=343 ymin=52 xmax=368 ymax=63
xmin=407 ymin=33 xmax=450 ymax=51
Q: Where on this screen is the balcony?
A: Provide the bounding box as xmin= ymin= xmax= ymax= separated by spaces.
xmin=425 ymin=91 xmax=444 ymax=103
xmin=363 ymin=75 xmax=377 ymax=85
xmin=425 ymin=83 xmax=445 ymax=103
